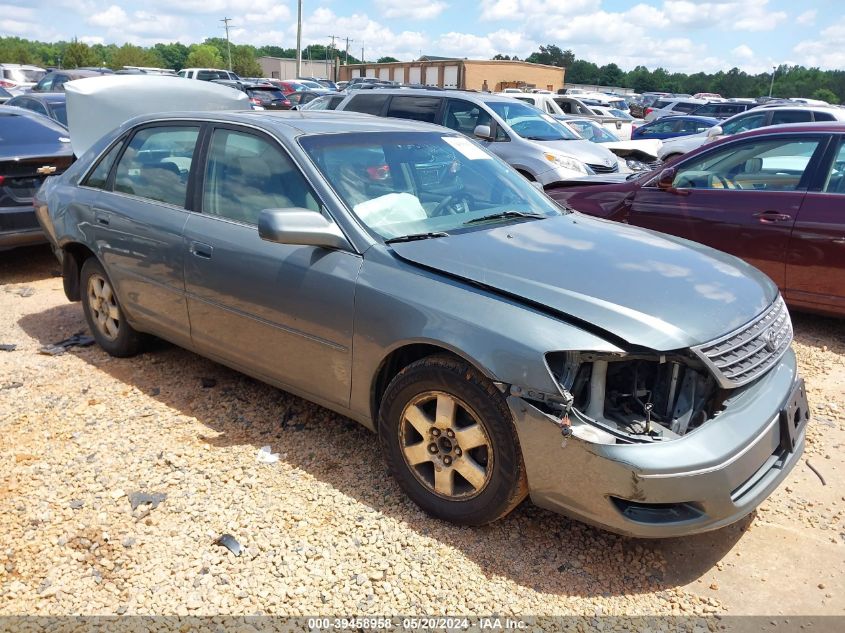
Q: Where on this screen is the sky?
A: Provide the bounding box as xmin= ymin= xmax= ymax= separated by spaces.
xmin=1 ymin=0 xmax=843 ymax=74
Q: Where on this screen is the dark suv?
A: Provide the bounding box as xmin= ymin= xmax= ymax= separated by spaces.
xmin=690 ymin=101 xmax=755 ymax=119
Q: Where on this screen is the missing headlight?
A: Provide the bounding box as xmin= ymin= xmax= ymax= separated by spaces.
xmin=546 ymin=352 xmax=723 ymax=442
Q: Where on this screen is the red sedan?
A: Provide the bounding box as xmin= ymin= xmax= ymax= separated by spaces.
xmin=547 ymin=122 xmax=845 ymax=317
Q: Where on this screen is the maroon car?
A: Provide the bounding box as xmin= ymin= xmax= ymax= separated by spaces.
xmin=548 ymin=122 xmax=845 ymax=317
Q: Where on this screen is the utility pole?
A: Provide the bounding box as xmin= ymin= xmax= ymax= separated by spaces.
xmin=220 ymin=17 xmax=233 ymax=71
xmin=326 ymin=35 xmax=341 ymax=81
xmin=768 ymin=64 xmax=777 ymax=98
xmin=295 ymin=0 xmax=303 ymax=78
xmin=344 ymin=36 xmax=353 ymax=66
xmin=361 ymin=44 xmax=364 ymax=65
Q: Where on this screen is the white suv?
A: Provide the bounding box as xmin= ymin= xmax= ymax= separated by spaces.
xmin=0 ymin=64 xmax=47 ymax=90
xmin=644 ymin=98 xmax=706 ymax=122
xmin=177 ymin=68 xmax=240 ymax=81
xmin=658 ymin=105 xmax=845 ymax=161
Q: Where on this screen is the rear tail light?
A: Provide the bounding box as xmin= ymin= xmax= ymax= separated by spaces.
xmin=645 ymin=107 xmax=653 ymax=116
xmin=0 ymin=80 xmax=15 ymax=88
xmin=250 ymin=98 xmax=262 ymax=106
xmin=0 ymin=176 xmax=5 ymax=185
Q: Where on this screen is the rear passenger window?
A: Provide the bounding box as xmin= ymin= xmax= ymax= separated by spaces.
xmin=345 ymin=94 xmax=389 ymax=116
xmin=771 ymin=110 xmax=812 ymax=125
xmin=674 ymin=102 xmax=699 ymax=113
xmin=202 ymin=128 xmax=319 ymax=225
xmin=113 ymin=126 xmax=200 ymax=207
xmin=386 ymin=96 xmax=442 ymax=123
xmin=813 ymin=112 xmax=836 ymax=122
xmin=83 ymin=140 xmax=125 ymax=190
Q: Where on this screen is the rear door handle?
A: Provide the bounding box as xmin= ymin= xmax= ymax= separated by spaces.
xmin=94 ymin=210 xmax=110 ymax=226
xmin=189 ymin=241 xmax=213 ymax=259
xmin=753 ymin=210 xmax=792 ymax=224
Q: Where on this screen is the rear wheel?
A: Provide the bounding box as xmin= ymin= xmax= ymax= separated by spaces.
xmin=81 ymin=258 xmax=143 ymax=357
xmin=379 ymin=354 xmax=528 ymax=525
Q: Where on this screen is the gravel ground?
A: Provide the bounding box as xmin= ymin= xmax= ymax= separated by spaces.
xmin=1 ymin=245 xmax=843 ymax=619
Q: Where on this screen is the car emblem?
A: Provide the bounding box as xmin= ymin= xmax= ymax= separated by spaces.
xmin=37 ymin=166 xmax=57 ymax=175
xmin=764 ymin=328 xmax=778 ymax=353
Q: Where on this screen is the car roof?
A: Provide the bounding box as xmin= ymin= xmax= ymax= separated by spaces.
xmin=646 ymin=115 xmax=719 ymax=124
xmin=348 ymin=88 xmax=523 ymax=104
xmin=13 ymin=92 xmax=66 ymax=103
xmin=122 ymin=110 xmax=457 ymax=138
xmin=730 ymin=121 xmax=845 ymax=138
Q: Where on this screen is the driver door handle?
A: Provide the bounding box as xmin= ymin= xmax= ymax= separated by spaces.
xmin=753 ymin=210 xmax=792 ymax=224
xmin=189 ymin=241 xmax=213 ymax=259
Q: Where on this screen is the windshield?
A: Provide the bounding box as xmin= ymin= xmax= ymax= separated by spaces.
xmin=567 ymin=120 xmax=619 ymax=143
xmin=49 ymin=103 xmax=68 ymax=126
xmin=487 ymin=101 xmax=580 ymax=141
xmin=609 ymin=108 xmax=633 ymax=120
xmin=300 ymin=132 xmax=566 ymax=240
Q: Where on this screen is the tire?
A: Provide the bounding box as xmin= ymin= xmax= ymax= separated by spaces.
xmin=80 ymin=258 xmax=143 ymax=357
xmin=379 ymin=354 xmax=528 ymax=525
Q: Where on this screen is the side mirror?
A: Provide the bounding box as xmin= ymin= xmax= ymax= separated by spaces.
xmin=656 ymin=167 xmax=677 ymax=190
xmin=258 ymin=208 xmax=348 ymax=250
xmin=473 ymin=124 xmax=493 ymax=140
xmin=707 ymin=125 xmax=723 ymax=139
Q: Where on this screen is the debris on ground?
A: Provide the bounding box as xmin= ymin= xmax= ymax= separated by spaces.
xmin=256 ymin=445 xmax=279 ymax=464
xmin=806 ymin=460 xmax=827 ymax=485
xmin=0 ymin=343 xmax=16 ymax=351
xmin=0 ymin=381 xmax=24 ymax=390
xmin=213 ymin=533 xmax=242 ymax=557
xmin=127 ymin=491 xmax=167 ymax=511
xmin=39 ymin=332 xmax=95 ymax=356
xmin=200 ymin=377 xmax=217 ymax=388
xmin=6 ymin=286 xmax=36 ymax=298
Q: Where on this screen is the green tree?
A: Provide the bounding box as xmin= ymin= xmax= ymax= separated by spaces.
xmin=492 ymin=54 xmax=511 ymax=60
xmin=154 ymin=42 xmax=190 ymax=70
xmin=525 ymin=44 xmax=574 ymax=68
xmin=231 ymin=45 xmax=262 ymax=77
xmin=377 ymin=56 xmax=400 ymax=63
xmin=109 ymin=44 xmax=158 ymax=70
xmin=598 ymin=63 xmax=623 ymax=87
xmin=185 ymin=44 xmax=224 ymax=69
xmin=61 ymin=40 xmax=98 ymax=68
xmin=812 ymin=88 xmax=840 ymax=104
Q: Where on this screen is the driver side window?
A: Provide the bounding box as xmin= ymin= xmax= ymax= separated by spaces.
xmin=443 ymin=99 xmax=505 ymax=140
xmin=721 ymin=112 xmax=768 ymax=135
xmin=673 ymin=137 xmax=821 ymax=191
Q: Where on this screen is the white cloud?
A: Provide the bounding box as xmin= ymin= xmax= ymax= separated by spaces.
xmin=794 ymin=17 xmax=845 ymax=69
xmin=796 ymin=10 xmax=816 ymax=26
xmin=79 ymin=35 xmax=105 ymax=45
xmin=731 ymin=44 xmax=754 ymax=61
xmin=479 ymin=0 xmax=599 ymax=21
xmin=87 ymin=5 xmax=127 ymax=28
xmin=374 ymin=1 xmax=448 ymax=20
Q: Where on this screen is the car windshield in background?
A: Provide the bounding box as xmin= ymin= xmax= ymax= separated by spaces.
xmin=609 ymin=108 xmax=633 ymax=120
xmin=248 ymin=87 xmax=285 ymax=102
xmin=0 ymin=111 xmax=69 ymax=144
xmin=299 ymin=131 xmax=566 ymax=240
xmin=50 ymin=103 xmax=68 ymax=126
xmin=486 ymin=101 xmax=580 ymax=141
xmin=568 ymin=120 xmax=619 ymax=143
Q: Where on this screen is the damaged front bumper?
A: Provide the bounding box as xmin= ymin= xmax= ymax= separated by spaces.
xmin=508 ymin=348 xmax=808 ymax=538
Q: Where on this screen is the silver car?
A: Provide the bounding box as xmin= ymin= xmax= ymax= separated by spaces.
xmin=335 ymin=89 xmax=621 ymax=184
xmin=36 ymin=110 xmax=809 ymax=536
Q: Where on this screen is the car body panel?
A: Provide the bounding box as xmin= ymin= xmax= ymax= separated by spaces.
xmin=389 ymin=214 xmax=776 ymax=350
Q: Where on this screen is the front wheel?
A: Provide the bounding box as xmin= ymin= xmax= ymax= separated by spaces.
xmin=80 ymin=258 xmax=143 ymax=357
xmin=379 ymin=354 xmax=528 ymax=525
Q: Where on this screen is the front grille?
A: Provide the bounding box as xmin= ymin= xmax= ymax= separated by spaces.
xmin=692 ymin=296 xmax=792 ymax=388
xmin=588 ymin=162 xmax=619 ymax=174
xmin=647 ymin=159 xmax=663 ymax=170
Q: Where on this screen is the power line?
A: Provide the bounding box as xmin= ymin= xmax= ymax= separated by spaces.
xmin=220 ymin=17 xmax=233 ymax=71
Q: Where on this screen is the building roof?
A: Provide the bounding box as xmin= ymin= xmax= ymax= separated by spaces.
xmin=417 ymin=55 xmax=460 ymax=62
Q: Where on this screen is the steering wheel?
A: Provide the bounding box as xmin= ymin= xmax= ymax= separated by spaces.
xmin=431 ymin=193 xmax=473 ymax=217
xmin=710 ymin=174 xmax=735 ymax=189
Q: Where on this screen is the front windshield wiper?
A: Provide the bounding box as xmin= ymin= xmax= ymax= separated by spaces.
xmin=384 ymin=231 xmax=450 ymax=244
xmin=463 ymin=211 xmax=547 ymax=226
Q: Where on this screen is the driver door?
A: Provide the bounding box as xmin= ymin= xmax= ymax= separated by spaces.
xmin=627 ymin=135 xmax=825 ymax=287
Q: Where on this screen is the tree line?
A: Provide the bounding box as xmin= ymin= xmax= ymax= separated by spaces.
xmin=0 ymin=36 xmax=365 ymax=78
xmin=514 ymin=44 xmax=843 ymax=104
xmin=2 ymin=35 xmax=841 ymax=102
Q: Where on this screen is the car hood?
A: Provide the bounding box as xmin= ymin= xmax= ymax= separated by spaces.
xmin=600 ymin=138 xmax=661 ymax=159
xmin=389 ymin=214 xmax=776 ymax=351
xmin=535 ymin=138 xmax=619 ymax=169
xmin=65 ymin=75 xmax=250 ymax=156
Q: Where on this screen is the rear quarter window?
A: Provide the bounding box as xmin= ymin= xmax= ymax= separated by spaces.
xmin=812 ymin=111 xmax=837 ymax=122
xmin=345 ymin=94 xmax=390 ymax=116
xmin=386 ymin=96 xmax=442 ymax=123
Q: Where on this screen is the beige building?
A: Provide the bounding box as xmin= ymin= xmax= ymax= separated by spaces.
xmin=258 ymin=56 xmax=337 ymax=80
xmin=339 ymin=57 xmax=565 ymax=92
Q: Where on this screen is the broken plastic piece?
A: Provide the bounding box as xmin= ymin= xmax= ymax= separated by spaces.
xmin=256 ymin=445 xmax=279 ymax=464
xmin=0 ymin=344 xmax=16 ymax=352
xmin=201 ymin=377 xmax=217 ymax=388
xmin=214 ymin=533 xmax=242 ymax=557
xmin=39 ymin=332 xmax=96 ymax=356
xmin=128 ymin=491 xmax=167 ymax=511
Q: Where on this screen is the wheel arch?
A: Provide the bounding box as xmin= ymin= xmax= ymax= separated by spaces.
xmin=61 ymin=241 xmax=97 ymax=302
xmin=370 ymin=340 xmax=497 ymax=432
